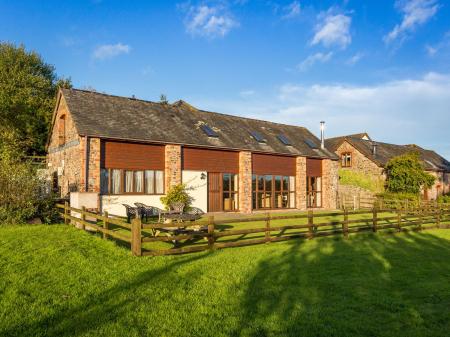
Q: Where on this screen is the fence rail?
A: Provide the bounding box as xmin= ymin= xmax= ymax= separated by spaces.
xmin=56 ymin=202 xmax=450 ymax=257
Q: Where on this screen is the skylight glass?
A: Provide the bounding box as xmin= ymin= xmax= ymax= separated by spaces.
xmin=277 ymin=134 xmax=292 ymax=146
xmin=200 ymin=124 xmax=219 ymax=138
xmin=304 ymin=139 xmax=318 ymax=149
xmin=250 ymin=131 xmax=266 ymax=143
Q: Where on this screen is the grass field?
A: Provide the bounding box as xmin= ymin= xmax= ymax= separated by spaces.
xmin=1 ymin=224 xmax=450 ymax=337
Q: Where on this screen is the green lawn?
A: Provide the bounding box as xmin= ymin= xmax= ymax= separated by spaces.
xmin=1 ymin=225 xmax=450 ymax=337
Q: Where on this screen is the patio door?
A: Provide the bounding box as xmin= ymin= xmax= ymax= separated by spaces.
xmin=208 ymin=173 xmax=222 ymax=212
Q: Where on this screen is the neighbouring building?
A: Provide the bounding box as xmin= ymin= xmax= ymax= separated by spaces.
xmin=325 ymin=133 xmax=450 ymax=200
xmin=46 ymin=88 xmax=339 ymax=216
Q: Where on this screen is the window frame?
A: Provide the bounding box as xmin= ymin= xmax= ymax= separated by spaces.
xmin=252 ymin=174 xmax=295 ymax=210
xmin=341 ymin=152 xmax=352 ymax=168
xmin=58 ymin=115 xmax=66 ymax=146
xmin=222 ymin=173 xmax=239 ymax=211
xmin=306 ymin=176 xmax=322 ymax=208
xmin=101 ymin=168 xmax=165 ymax=195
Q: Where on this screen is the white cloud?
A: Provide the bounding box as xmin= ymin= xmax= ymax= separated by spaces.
xmin=346 ymin=52 xmax=364 ymax=65
xmin=384 ymin=0 xmax=439 ymax=44
xmin=191 ymin=72 xmax=450 ymax=160
xmin=282 ymin=1 xmax=301 ymax=20
xmin=184 ymin=5 xmax=238 ymax=39
xmin=425 ymin=44 xmax=438 ymax=56
xmin=297 ymin=52 xmax=333 ymax=72
xmin=92 ymin=43 xmax=130 ymax=60
xmin=240 ymin=90 xmax=256 ymax=98
xmin=312 ymin=11 xmax=352 ymax=49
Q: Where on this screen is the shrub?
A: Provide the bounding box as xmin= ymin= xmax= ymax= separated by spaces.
xmin=160 ymin=183 xmax=194 ymax=211
xmin=376 ymin=191 xmax=421 ymax=209
xmin=385 ymin=152 xmax=435 ymax=194
xmin=437 ymin=193 xmax=450 ymax=204
xmin=338 ymin=169 xmax=384 ymax=193
xmin=0 ymin=128 xmax=56 ymax=224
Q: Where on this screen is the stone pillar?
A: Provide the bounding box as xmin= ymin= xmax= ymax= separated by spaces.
xmin=165 ymin=144 xmax=182 ymax=192
xmin=322 ymin=159 xmax=339 ymax=209
xmin=80 ymin=137 xmax=101 ymax=193
xmin=295 ymin=156 xmax=307 ymax=210
xmin=238 ymin=151 xmax=252 ymax=213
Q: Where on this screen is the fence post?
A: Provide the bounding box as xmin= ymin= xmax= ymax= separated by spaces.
xmin=208 ymin=216 xmax=215 ymax=250
xmin=131 ymin=217 xmax=142 ymax=256
xmin=265 ymin=212 xmax=271 ymax=243
xmin=436 ymin=205 xmax=441 ymax=229
xmin=418 ymin=207 xmax=423 ymax=231
xmin=372 ymin=207 xmax=378 ymax=233
xmin=343 ymin=208 xmax=349 ymax=239
xmin=103 ymin=211 xmax=109 ymax=239
xmin=353 ymin=196 xmax=356 ymax=211
xmin=307 ymin=210 xmax=314 ymax=239
xmin=396 ymin=209 xmax=402 ymax=232
xmin=81 ymin=206 xmax=86 ymax=230
xmin=64 ymin=201 xmax=69 ymax=225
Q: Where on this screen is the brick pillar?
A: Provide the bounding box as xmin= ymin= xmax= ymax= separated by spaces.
xmin=322 ymin=159 xmax=338 ymax=209
xmin=165 ymin=144 xmax=182 ymax=192
xmin=80 ymin=137 xmax=101 ymax=193
xmin=239 ymin=151 xmax=252 ymax=213
xmin=295 ymin=156 xmax=307 ymax=210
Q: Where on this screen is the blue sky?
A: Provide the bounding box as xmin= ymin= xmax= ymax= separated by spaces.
xmin=1 ymin=0 xmax=449 ymax=158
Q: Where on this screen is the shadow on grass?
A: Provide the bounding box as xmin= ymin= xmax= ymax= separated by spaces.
xmin=231 ymin=231 xmax=450 ymax=337
xmin=2 ymin=253 xmax=205 ymax=337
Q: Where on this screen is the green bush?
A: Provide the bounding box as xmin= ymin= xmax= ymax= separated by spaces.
xmin=376 ymin=192 xmax=421 ymax=209
xmin=338 ymin=169 xmax=384 ymax=193
xmin=437 ymin=193 xmax=450 ymax=204
xmin=385 ymin=152 xmax=435 ymax=194
xmin=160 ymin=183 xmax=194 ymax=211
xmin=0 ymin=128 xmax=56 ymax=225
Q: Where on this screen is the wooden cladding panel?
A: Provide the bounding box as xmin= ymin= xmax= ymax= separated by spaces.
xmin=208 ymin=173 xmax=222 ymax=212
xmin=183 ymin=148 xmax=239 ymax=173
xmin=102 ymin=141 xmax=165 ymax=170
xmin=252 ymin=153 xmax=296 ymax=176
xmin=306 ymin=158 xmax=322 ymax=176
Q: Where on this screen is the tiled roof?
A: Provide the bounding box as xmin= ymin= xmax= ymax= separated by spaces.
xmin=325 ymin=133 xmax=450 ymax=172
xmin=61 ymin=88 xmax=337 ymax=159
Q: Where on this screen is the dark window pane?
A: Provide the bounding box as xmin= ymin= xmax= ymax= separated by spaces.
xmin=250 ymin=131 xmax=266 ymax=143
xmin=275 ymin=176 xmax=282 ymax=191
xmin=283 ymin=176 xmax=289 ymax=191
xmin=100 ymin=169 xmax=109 ymax=194
xmin=252 ymin=175 xmax=256 ymax=191
xmin=223 ymin=173 xmax=230 ymax=191
xmin=200 ymin=124 xmax=218 ymax=137
xmin=258 ymin=176 xmax=264 ymax=191
xmin=265 ymin=175 xmax=272 ymax=190
xmin=277 ymin=134 xmax=291 ymax=146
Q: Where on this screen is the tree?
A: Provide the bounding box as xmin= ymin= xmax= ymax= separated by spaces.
xmin=0 ymin=43 xmax=71 ymax=155
xmin=385 ymin=152 xmax=435 ymax=194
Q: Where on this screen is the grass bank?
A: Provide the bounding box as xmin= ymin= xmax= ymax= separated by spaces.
xmin=1 ymin=225 xmax=449 ymax=337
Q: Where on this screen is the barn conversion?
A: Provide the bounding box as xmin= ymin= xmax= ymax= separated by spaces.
xmin=47 ymin=88 xmax=339 ymax=215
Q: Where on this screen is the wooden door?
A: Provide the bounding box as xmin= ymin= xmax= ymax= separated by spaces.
xmin=208 ymin=173 xmax=222 ymax=212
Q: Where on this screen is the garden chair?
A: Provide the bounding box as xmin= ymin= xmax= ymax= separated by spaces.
xmin=134 ymin=203 xmax=165 ymax=222
xmin=122 ymin=204 xmax=139 ymax=223
xmin=169 ymin=202 xmax=185 ymax=214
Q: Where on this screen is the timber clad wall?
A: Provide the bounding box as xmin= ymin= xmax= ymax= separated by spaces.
xmin=306 ymin=158 xmax=322 ymax=176
xmin=183 ymin=147 xmax=239 ymax=173
xmin=252 ymin=154 xmax=296 ymax=176
xmin=102 ymin=141 xmax=165 ymax=169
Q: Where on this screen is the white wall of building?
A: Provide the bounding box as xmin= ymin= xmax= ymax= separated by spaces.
xmin=183 ymin=170 xmax=208 ymax=213
xmin=101 ymin=195 xmax=165 ymax=217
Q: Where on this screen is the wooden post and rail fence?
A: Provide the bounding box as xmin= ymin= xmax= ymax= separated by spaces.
xmin=56 ymin=202 xmax=450 ymax=257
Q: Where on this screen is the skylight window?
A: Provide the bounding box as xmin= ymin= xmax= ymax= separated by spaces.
xmin=250 ymin=131 xmax=266 ymax=143
xmin=277 ymin=134 xmax=292 ymax=146
xmin=200 ymin=124 xmax=219 ymax=138
xmin=304 ymin=139 xmax=318 ymax=149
